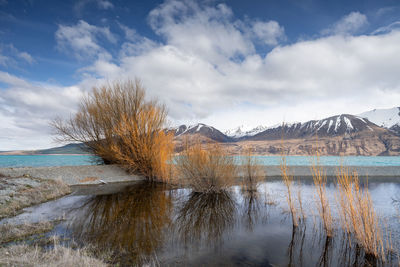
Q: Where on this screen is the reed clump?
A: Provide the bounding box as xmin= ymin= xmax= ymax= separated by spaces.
xmin=280 ymin=156 xmax=300 ymax=227
xmin=240 ymin=148 xmax=265 ymax=192
xmin=336 ymin=167 xmax=386 ymax=261
xmin=175 ymin=140 xmax=237 ymax=193
xmin=311 ymin=156 xmax=334 ymax=237
xmin=52 ymin=80 xmax=174 ymax=182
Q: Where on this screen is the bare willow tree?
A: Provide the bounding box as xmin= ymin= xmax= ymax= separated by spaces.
xmin=52 ymin=80 xmax=174 ymax=181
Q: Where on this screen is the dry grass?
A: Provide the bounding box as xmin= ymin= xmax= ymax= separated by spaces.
xmin=336 ymin=167 xmax=386 ymax=261
xmin=239 ymin=148 xmax=265 ymax=192
xmin=176 ymin=140 xmax=237 ymax=193
xmin=52 ymin=80 xmax=174 ymax=182
xmin=280 ymin=155 xmax=300 ymax=227
xmin=311 ymin=155 xmax=334 ymax=237
xmin=0 ymin=221 xmax=55 ymax=244
xmin=0 ymin=243 xmax=107 ymax=267
xmin=0 ymin=178 xmax=70 ymax=219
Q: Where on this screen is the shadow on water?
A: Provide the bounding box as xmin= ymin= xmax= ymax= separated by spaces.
xmin=66 ymin=182 xmax=173 ymax=265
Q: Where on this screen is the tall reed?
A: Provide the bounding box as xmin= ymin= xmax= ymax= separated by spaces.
xmin=311 ymin=154 xmax=334 ymax=237
xmin=336 ymin=167 xmax=386 ymax=261
xmin=280 ymin=155 xmax=299 ymax=227
xmin=240 ymin=148 xmax=264 ymax=192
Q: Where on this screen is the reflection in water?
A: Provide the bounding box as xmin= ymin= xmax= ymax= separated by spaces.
xmin=287 ymin=223 xmax=307 ymax=267
xmin=67 ymin=182 xmax=173 ymax=265
xmin=43 ymin=180 xmax=400 ymax=266
xmin=176 ymin=191 xmax=236 ymax=246
xmin=241 ymin=190 xmax=262 ymax=231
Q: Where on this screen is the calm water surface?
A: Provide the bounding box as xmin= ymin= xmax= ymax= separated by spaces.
xmin=0 ymin=155 xmax=100 ymax=167
xmin=3 ymin=180 xmax=400 ymax=266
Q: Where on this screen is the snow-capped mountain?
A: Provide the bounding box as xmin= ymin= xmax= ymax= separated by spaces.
xmin=168 ymin=123 xmax=232 ymax=142
xmin=358 ymin=107 xmax=400 ymax=135
xmin=224 ymin=125 xmax=268 ymax=138
xmin=245 ymin=114 xmax=379 ymax=141
xmin=358 ymin=107 xmax=400 ymax=128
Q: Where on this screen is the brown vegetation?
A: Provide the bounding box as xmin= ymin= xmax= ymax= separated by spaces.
xmin=175 ymin=140 xmax=237 ymax=193
xmin=311 ymin=155 xmax=334 ymax=237
xmin=52 ymin=80 xmax=174 ymax=182
xmin=0 ymin=221 xmax=55 ymax=244
xmin=239 ymin=148 xmax=264 ymax=192
xmin=280 ymin=156 xmax=300 ymax=227
xmin=0 ymin=243 xmax=107 ymax=267
xmin=336 ymin=167 xmax=386 ymax=261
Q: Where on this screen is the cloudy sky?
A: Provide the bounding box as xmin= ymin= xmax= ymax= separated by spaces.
xmin=1 ymin=0 xmax=400 ymax=150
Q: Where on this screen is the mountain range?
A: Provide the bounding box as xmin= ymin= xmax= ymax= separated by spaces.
xmin=2 ymin=107 xmax=400 ymax=156
xmin=170 ymin=108 xmax=400 ymax=156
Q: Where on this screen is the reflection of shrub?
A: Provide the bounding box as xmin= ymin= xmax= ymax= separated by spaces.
xmin=176 ymin=140 xmax=237 ymax=193
xmin=68 ymin=182 xmax=172 ymax=266
xmin=52 ymin=80 xmax=174 ymax=181
xmin=176 ymin=191 xmax=236 ymax=245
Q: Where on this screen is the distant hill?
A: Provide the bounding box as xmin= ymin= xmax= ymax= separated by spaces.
xmin=0 ymin=143 xmax=88 ymax=155
xmin=34 ymin=143 xmax=88 ymax=154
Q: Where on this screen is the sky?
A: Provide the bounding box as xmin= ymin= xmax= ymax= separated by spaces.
xmin=1 ymin=0 xmax=400 ymax=150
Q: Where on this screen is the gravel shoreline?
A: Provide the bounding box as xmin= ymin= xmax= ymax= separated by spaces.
xmin=0 ymin=165 xmax=399 ymax=186
xmin=0 ymin=165 xmax=144 ymax=186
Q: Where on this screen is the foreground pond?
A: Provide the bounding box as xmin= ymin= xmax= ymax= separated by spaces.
xmin=3 ymin=180 xmax=400 ymax=266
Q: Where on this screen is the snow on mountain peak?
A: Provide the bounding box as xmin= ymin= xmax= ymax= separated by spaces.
xmin=358 ymin=107 xmax=400 ymax=128
xmin=225 ymin=125 xmax=268 ymax=138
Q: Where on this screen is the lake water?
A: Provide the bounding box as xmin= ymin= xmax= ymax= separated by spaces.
xmin=3 ymin=181 xmax=400 ymax=266
xmin=0 ymin=154 xmax=400 ymax=167
xmin=0 ymin=155 xmax=100 ymax=167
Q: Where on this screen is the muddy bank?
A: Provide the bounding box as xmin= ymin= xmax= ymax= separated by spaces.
xmin=0 ymin=165 xmax=144 ymax=186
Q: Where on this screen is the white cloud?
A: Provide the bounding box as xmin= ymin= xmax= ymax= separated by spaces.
xmin=372 ymin=21 xmax=400 ymax=35
xmin=82 ymin=4 xmax=400 ymax=129
xmin=74 ymin=0 xmax=114 ymax=16
xmin=148 ymin=1 xmax=257 ymax=64
xmin=97 ymin=0 xmax=113 ymax=10
xmin=0 ymin=44 xmax=35 ymax=66
xmin=251 ymin=20 xmax=286 ymax=45
xmin=17 ymin=51 xmax=34 ymax=64
xmin=0 ymin=71 xmax=84 ymax=150
xmin=55 ymin=20 xmax=116 ymax=60
xmin=322 ymin=11 xmax=368 ymax=35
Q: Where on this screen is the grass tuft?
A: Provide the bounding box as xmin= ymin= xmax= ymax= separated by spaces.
xmin=176 ymin=140 xmax=237 ymax=193
xmin=336 ymin=166 xmax=386 ymax=261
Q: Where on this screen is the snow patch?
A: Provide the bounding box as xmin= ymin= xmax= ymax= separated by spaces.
xmin=358 ymin=107 xmax=400 ymax=128
xmin=343 ymin=116 xmax=354 ymax=131
xmin=334 ymin=115 xmax=341 ymax=132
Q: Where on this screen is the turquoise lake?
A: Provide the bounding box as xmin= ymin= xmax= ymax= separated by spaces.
xmin=0 ymin=154 xmax=399 ymax=167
